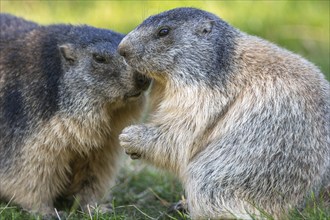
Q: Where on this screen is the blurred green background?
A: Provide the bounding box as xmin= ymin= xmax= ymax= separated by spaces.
xmin=1 ymin=0 xmax=329 ymax=80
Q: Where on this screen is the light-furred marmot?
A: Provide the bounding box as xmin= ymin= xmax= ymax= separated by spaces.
xmin=0 ymin=14 xmax=150 ymax=217
xmin=118 ymin=7 xmax=330 ymax=219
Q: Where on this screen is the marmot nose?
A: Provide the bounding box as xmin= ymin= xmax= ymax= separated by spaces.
xmin=118 ymin=42 xmax=129 ymax=58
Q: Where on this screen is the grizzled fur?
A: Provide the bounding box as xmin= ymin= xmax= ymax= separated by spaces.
xmin=118 ymin=8 xmax=330 ymax=219
xmin=0 ymin=14 xmax=149 ymax=216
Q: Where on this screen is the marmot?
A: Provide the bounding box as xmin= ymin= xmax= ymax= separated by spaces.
xmin=118 ymin=8 xmax=330 ymax=219
xmin=0 ymin=14 xmax=150 ymax=217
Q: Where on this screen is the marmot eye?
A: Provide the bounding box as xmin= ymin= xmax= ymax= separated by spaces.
xmin=158 ymin=27 xmax=170 ymax=37
xmin=93 ymin=54 xmax=107 ymax=63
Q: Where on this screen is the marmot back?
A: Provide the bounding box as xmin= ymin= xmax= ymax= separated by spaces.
xmin=0 ymin=13 xmax=38 ymax=38
xmin=0 ymin=14 xmax=150 ymax=217
xmin=118 ymin=7 xmax=330 ymax=219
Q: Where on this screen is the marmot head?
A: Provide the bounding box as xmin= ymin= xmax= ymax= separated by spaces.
xmin=55 ymin=26 xmax=151 ymax=114
xmin=118 ymin=7 xmax=239 ymax=86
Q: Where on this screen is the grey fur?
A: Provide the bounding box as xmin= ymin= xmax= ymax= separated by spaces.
xmin=0 ymin=14 xmax=150 ymax=216
xmin=118 ymin=7 xmax=330 ymax=219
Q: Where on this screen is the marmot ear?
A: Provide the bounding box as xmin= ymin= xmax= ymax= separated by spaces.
xmin=197 ymin=20 xmax=215 ymax=36
xmin=59 ymin=43 xmax=76 ymax=63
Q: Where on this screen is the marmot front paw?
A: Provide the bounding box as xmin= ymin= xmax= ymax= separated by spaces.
xmin=119 ymin=125 xmax=147 ymax=159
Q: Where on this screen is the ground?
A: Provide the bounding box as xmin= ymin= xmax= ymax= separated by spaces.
xmin=0 ymin=157 xmax=329 ymax=219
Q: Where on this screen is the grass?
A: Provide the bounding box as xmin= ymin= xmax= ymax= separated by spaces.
xmin=0 ymin=159 xmax=329 ymax=219
xmin=0 ymin=159 xmax=189 ymax=220
xmin=0 ymin=1 xmax=329 ymax=219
